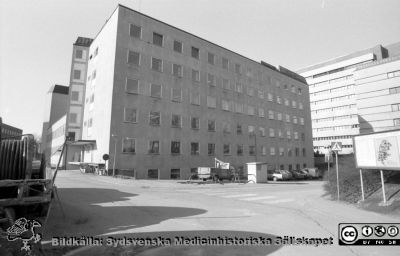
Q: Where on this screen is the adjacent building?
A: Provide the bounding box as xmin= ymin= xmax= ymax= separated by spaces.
xmin=354 ymin=55 xmax=400 ymax=133
xmin=298 ymin=43 xmax=400 ymax=154
xmin=0 ymin=118 xmax=23 ymax=140
xmin=80 ymin=5 xmax=314 ymax=179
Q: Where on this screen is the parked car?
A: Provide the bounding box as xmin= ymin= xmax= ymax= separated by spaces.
xmin=301 ymin=168 xmax=322 ymax=179
xmin=298 ymin=169 xmax=312 ymax=179
xmin=268 ymin=170 xmax=292 ymax=181
xmin=290 ymin=170 xmax=307 ymax=180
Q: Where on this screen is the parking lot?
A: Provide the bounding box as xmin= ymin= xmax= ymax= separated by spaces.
xmin=41 ymin=170 xmax=400 ymax=256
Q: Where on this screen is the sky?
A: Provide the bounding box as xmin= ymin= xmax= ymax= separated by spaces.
xmin=1 ymin=0 xmax=400 ymax=136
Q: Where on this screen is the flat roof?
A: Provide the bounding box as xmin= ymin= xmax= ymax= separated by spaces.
xmin=74 ymin=37 xmax=94 ymax=47
xmin=48 ymin=84 xmax=69 ymax=94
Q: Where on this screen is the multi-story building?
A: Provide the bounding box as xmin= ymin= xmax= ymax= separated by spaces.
xmin=298 ymin=43 xmax=400 ymax=154
xmin=41 ymin=84 xmax=69 ymax=162
xmin=0 ymin=118 xmax=23 ymax=140
xmin=79 ymin=5 xmax=313 ymax=179
xmin=354 ymin=55 xmax=400 ymax=133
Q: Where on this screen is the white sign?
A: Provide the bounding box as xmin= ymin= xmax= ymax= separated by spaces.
xmin=331 ymin=142 xmax=342 ymax=152
xmin=215 ymin=158 xmax=230 ymax=169
xmin=354 ymin=129 xmax=400 ymax=170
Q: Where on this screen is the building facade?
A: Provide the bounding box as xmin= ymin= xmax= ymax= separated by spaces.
xmin=354 ymin=55 xmax=400 ymax=133
xmin=81 ymin=5 xmax=314 ymax=179
xmin=298 ymin=43 xmax=400 ymax=154
xmin=0 ymin=119 xmax=23 ymax=140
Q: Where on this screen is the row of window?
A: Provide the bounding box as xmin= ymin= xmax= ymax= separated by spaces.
xmin=312 ymin=104 xmax=356 ymax=114
xmin=387 ymin=70 xmax=400 ymax=78
xmin=128 ymin=23 xmax=304 ymax=94
xmin=314 ymin=144 xmax=353 ymax=150
xmin=122 ymin=108 xmax=305 ymax=136
xmin=312 ymin=85 xmax=354 ymax=97
xmin=310 ymin=94 xmax=355 ymax=105
xmin=312 ymin=124 xmax=359 ymax=133
xmin=389 ymin=86 xmax=400 ymax=94
xmin=313 ymin=135 xmax=353 ymax=141
xmin=392 ymin=103 xmax=400 ymax=112
xmin=312 ymin=115 xmax=357 ymax=123
xmin=121 ymin=138 xmax=307 ymax=157
xmin=309 ymin=75 xmax=353 ymax=87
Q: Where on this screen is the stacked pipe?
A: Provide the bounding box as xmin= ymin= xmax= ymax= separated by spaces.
xmin=0 ymin=136 xmax=32 ymax=180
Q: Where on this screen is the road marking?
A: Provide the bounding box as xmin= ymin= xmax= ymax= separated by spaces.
xmin=261 ymin=198 xmax=294 ymax=204
xmin=221 ymin=194 xmax=257 ymax=198
xmin=239 ymin=196 xmax=276 ymax=201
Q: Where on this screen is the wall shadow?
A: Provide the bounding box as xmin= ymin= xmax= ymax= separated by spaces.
xmin=44 ymin=188 xmax=207 ymax=239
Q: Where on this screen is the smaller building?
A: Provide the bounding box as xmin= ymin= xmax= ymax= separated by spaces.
xmin=0 ymin=118 xmax=23 ymax=140
xmin=355 ymin=55 xmax=400 ymax=133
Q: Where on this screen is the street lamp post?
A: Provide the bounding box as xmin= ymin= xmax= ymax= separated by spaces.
xmin=112 ymin=134 xmax=118 ymax=177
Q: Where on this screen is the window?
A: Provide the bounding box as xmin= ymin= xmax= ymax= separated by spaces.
xmin=191 ymin=117 xmax=200 ymax=130
xmin=126 ymin=78 xmax=139 ymax=94
xmin=208 ymin=143 xmax=215 ymax=155
xmin=235 ymin=63 xmax=241 ymax=74
xmin=152 ymin=32 xmax=163 ymax=46
xmin=127 ymin=50 xmax=140 ymax=65
xmin=277 ymin=113 xmax=282 ymax=121
xmin=208 ymin=52 xmax=215 ymax=65
xmin=301 ymin=133 xmax=305 ymax=141
xmin=208 ymin=119 xmax=216 ymax=132
xmin=268 ymin=110 xmax=274 ymax=120
xmin=92 ymin=70 xmax=96 ymax=79
xmin=235 ymin=82 xmax=243 ymax=93
xmin=207 ymin=96 xmax=216 ymax=108
xmin=302 ymin=148 xmax=306 ymax=157
xmin=237 ymin=124 xmax=243 ymax=134
xmin=90 ymin=94 xmax=94 ymax=103
xmin=237 ymin=144 xmax=243 ymax=156
xmin=293 ymin=116 xmax=298 ymax=124
xmin=171 ymin=114 xmax=182 ymax=128
xmin=222 ymin=78 xmax=230 ymax=90
xmin=294 ymin=132 xmax=299 ymax=140
xmin=149 ymin=111 xmax=160 ymax=126
xmin=73 ymin=70 xmax=81 ymax=80
xmin=71 ymin=91 xmax=79 ymax=101
xmin=269 ymin=128 xmax=275 ymax=137
xmin=191 ymin=46 xmax=199 ymax=59
xmin=247 ymin=86 xmax=254 ymax=96
xmin=299 ymin=102 xmax=303 ymax=110
xmin=292 ymin=101 xmax=297 ymax=108
xmin=295 ymin=147 xmax=300 ymax=157
xmin=191 ymin=142 xmax=199 ymax=155
xmin=222 ymin=99 xmax=231 ymax=111
xmin=300 ymin=117 xmax=304 ymax=125
xmin=222 ymin=122 xmax=231 ymax=133
xmin=291 ymin=85 xmax=296 ymax=93
xmin=258 ymin=108 xmax=265 ymax=117
xmin=170 ymin=169 xmax=180 ymax=179
xmin=75 ymin=49 xmax=83 ymax=59
xmin=298 ymin=88 xmax=302 ymax=95
xmin=172 ymin=64 xmax=183 ymax=77
xmin=235 ymin=103 xmax=244 ymax=113
xmin=286 ymin=114 xmax=291 ymax=123
xmin=270 ymin=147 xmax=276 ymax=156
xmin=389 ymin=86 xmax=400 ymax=94
xmin=173 ymin=40 xmax=182 ymax=53
xmin=149 ymin=140 xmax=160 ymax=154
xmin=394 ymin=118 xmax=400 ymax=126
xmin=207 ymin=73 xmax=216 ymax=86
xmin=69 ymin=113 xmax=77 ymax=123
xmin=171 ymin=141 xmax=180 ymax=154
xmin=190 ymin=91 xmax=200 ymax=105
xmin=122 ymin=138 xmax=136 ymax=153
xmin=288 ymin=148 xmax=292 ymax=157
xmin=284 ymin=98 xmax=289 ymax=106
xmin=268 ymin=93 xmax=273 ymax=102
xmin=248 ymin=125 xmax=255 ymax=134
xmin=223 ymin=144 xmax=231 ymax=155
xmin=279 ymin=147 xmax=284 ymax=156
xmin=258 ymin=90 xmax=264 ymax=99
xmin=151 ymin=57 xmax=162 ymax=72
xmin=249 ymin=145 xmax=256 ymax=156
xmin=192 ymin=69 xmax=200 ymax=82
xmin=150 ymin=84 xmax=162 ymax=98
xmin=129 ymin=24 xmax=141 ymax=38
xmin=259 ymin=127 xmax=265 ymax=137
xmin=277 ymin=96 xmax=282 ymax=104
xmin=278 ymin=129 xmax=283 ymax=138
xmin=222 ymin=57 xmax=229 ymax=69
xmin=392 ymin=104 xmax=400 ymax=112
xmin=387 ymin=70 xmax=400 ymax=78
xmin=171 ymin=88 xmax=182 ymax=102
xmin=124 ymin=108 xmax=137 ymax=123
xmin=261 ymin=146 xmax=267 ymax=156
xmin=287 ymin=130 xmax=291 ymax=139
xmin=148 ymin=169 xmax=159 ymax=179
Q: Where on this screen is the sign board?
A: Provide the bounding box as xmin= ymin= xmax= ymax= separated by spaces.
xmin=354 ymin=129 xmax=400 ymax=170
xmin=331 ymin=142 xmax=342 ymax=152
xmin=215 ymin=158 xmax=229 ymax=169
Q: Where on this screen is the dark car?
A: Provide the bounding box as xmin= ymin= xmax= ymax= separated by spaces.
xmin=290 ymin=170 xmax=307 ymax=180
